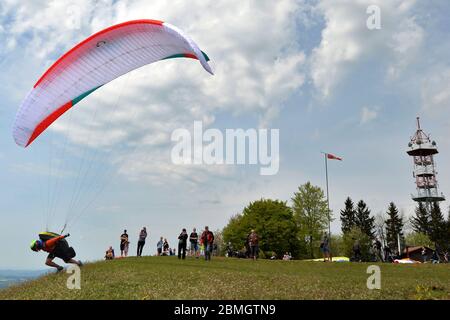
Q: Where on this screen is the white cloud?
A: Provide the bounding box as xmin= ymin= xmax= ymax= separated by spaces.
xmin=0 ymin=0 xmax=433 ymax=190
xmin=421 ymin=68 xmax=450 ymax=114
xmin=116 ymin=148 xmax=235 ymax=186
xmin=2 ymin=0 xmax=307 ymax=185
xmin=360 ymin=106 xmax=378 ymax=124
xmin=310 ymin=1 xmax=366 ymax=98
xmin=310 ymin=0 xmax=424 ymax=98
xmin=386 ymin=15 xmax=424 ymax=80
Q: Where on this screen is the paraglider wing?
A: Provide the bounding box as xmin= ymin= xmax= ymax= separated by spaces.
xmin=13 ymin=19 xmax=213 ymax=148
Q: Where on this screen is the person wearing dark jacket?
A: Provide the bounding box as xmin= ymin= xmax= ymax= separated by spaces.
xmin=178 ymin=228 xmax=188 ymax=259
xmin=353 ymin=239 xmax=362 ymax=262
xmin=120 ymin=230 xmax=129 ymax=257
xmin=384 ymin=245 xmax=393 ymax=262
xmin=189 ymin=228 xmax=199 ymax=258
xmin=374 ymin=239 xmax=383 ymax=262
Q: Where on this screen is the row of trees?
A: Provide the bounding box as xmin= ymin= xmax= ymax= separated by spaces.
xmin=222 ymin=182 xmax=330 ymax=259
xmin=221 ymin=181 xmax=450 ymax=260
xmin=339 ymin=197 xmax=450 ymax=260
xmin=410 ymin=202 xmax=450 ymax=251
xmin=339 ymin=198 xmax=405 ymax=260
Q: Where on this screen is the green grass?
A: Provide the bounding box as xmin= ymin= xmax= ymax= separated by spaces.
xmin=1 ymin=257 xmax=449 ymax=300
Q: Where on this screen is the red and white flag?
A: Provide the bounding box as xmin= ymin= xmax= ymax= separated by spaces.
xmin=327 ymin=153 xmax=343 ymax=161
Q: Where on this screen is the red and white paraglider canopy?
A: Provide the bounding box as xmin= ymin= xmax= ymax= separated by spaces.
xmin=13 ymin=19 xmax=213 ymax=148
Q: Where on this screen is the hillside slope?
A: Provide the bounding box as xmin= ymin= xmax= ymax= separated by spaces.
xmin=0 ymin=257 xmax=448 ymax=300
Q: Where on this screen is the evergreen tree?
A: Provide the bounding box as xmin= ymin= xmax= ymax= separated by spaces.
xmin=355 ymin=200 xmax=375 ymax=239
xmin=410 ymin=202 xmax=430 ymax=234
xmin=429 ymin=202 xmax=446 ymax=249
xmin=385 ymin=202 xmax=404 ymax=251
xmin=340 ymin=197 xmax=356 ymax=234
xmin=445 ymin=209 xmax=450 ymax=251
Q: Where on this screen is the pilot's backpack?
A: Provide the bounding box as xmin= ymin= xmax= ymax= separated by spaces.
xmin=38 ymin=231 xmax=76 ymax=259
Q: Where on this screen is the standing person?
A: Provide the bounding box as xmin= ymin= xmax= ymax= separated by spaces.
xmin=201 ymin=226 xmax=214 ymax=261
xmin=226 ymin=242 xmax=234 ymax=258
xmin=178 ymin=228 xmax=188 ymax=260
xmin=320 ymin=233 xmax=331 ymax=262
xmin=431 ymin=250 xmax=440 ymax=263
xmin=248 ymin=229 xmax=259 ymax=261
xmin=189 ymin=228 xmax=199 ymax=258
xmin=120 ymin=230 xmax=129 ymax=257
xmin=374 ymin=239 xmax=383 ymax=262
xmin=384 ymin=245 xmax=392 ymax=262
xmin=137 ymin=227 xmax=147 ymax=257
xmin=156 ymin=237 xmax=164 ymax=256
xmin=353 ymin=239 xmax=361 ymax=262
xmin=421 ymin=247 xmax=428 ymax=262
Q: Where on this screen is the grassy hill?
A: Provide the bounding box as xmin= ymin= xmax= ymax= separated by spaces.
xmin=0 ymin=257 xmax=448 ymax=300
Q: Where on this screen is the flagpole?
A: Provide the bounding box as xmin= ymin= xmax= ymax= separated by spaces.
xmin=323 ymin=152 xmax=332 ymax=261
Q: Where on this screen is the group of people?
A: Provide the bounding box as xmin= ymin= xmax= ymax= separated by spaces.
xmin=156 ymin=237 xmax=172 ymax=256
xmin=322 ymin=236 xmax=401 ymax=263
xmin=105 ymin=226 xmax=216 ymax=261
xmin=351 ymin=238 xmax=449 ymax=263
xmin=320 ymin=234 xmax=391 ymax=263
xmin=31 ymin=227 xmax=448 ymax=271
xmin=104 ymin=227 xmax=149 ymax=260
xmin=282 ymin=252 xmax=293 ymax=260
xmin=175 ymin=227 xmax=215 ymax=260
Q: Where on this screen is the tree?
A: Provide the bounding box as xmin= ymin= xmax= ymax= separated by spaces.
xmin=385 ymin=202 xmax=404 ymax=252
xmin=405 ymin=232 xmax=433 ymax=248
xmin=446 ymin=209 xmax=450 ymax=251
xmin=429 ymin=202 xmax=447 ymax=249
xmin=410 ymin=202 xmax=429 ymax=235
xmin=340 ymin=197 xmax=356 ymax=234
xmin=355 ymin=200 xmax=375 ymax=239
xmin=213 ymin=229 xmax=225 ymax=256
xmin=445 ymin=210 xmax=450 ymax=251
xmin=374 ymin=212 xmax=386 ymax=247
xmin=222 ymin=199 xmax=302 ymax=258
xmin=330 ymin=234 xmax=345 ymax=257
xmin=342 ymin=227 xmax=373 ymax=262
xmin=221 ymin=214 xmax=243 ymax=252
xmin=292 ymin=182 xmax=330 ymax=258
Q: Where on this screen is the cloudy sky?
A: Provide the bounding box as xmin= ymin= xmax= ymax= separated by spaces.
xmin=1 ymin=0 xmax=449 ymax=269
